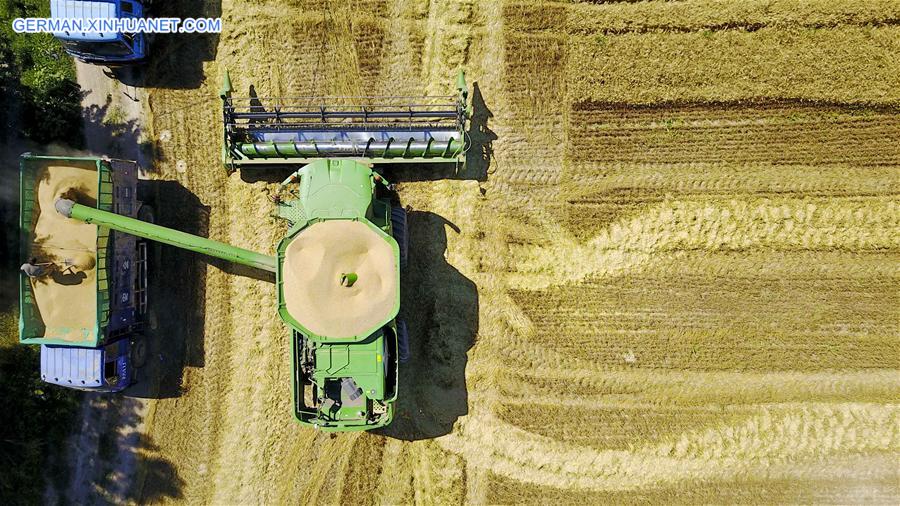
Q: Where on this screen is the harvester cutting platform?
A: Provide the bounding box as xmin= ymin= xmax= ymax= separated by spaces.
xmin=221 ymin=70 xmax=468 ymax=167
xmin=21 ymin=72 xmax=470 ymax=431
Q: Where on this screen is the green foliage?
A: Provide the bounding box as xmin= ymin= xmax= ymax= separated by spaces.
xmin=0 ymin=0 xmax=82 ymax=145
xmin=0 ymin=311 xmax=81 ymax=503
xmin=0 ymin=4 xmax=83 ymax=503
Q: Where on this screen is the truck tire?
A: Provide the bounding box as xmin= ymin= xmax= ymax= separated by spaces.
xmin=147 ymin=309 xmax=158 ymax=330
xmin=131 ymin=337 xmax=147 ymax=368
xmin=137 ymin=204 xmax=155 ymax=223
xmin=391 ymin=206 xmax=408 ymax=270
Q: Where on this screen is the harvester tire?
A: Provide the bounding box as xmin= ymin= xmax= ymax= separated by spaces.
xmin=397 ymin=319 xmax=410 ymax=363
xmin=391 ymin=206 xmax=408 ymax=270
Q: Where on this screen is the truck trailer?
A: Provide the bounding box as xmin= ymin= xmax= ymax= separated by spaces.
xmin=18 ymin=155 xmax=149 ymax=391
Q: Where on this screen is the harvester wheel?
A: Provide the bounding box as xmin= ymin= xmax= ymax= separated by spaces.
xmin=391 ymin=206 xmax=408 ymax=270
xmin=397 ymin=319 xmax=410 ymax=363
xmin=130 ymin=337 xmax=147 ymax=368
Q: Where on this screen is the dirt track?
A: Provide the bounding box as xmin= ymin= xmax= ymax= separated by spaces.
xmin=61 ymin=0 xmax=899 ymax=503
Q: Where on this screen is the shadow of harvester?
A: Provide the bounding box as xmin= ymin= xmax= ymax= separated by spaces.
xmin=380 ymin=211 xmax=478 ymax=440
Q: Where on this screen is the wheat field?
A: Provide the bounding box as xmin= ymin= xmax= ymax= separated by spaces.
xmin=119 ymin=0 xmax=900 ymax=503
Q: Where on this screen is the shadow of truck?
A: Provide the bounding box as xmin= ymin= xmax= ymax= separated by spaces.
xmin=126 ymin=180 xmax=208 ymax=399
xmin=112 ymin=0 xmax=222 ymax=89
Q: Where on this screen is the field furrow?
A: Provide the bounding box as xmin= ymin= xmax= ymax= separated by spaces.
xmin=508 ymin=0 xmax=900 ymax=35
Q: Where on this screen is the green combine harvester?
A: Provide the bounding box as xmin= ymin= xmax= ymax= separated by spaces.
xmin=47 ymin=72 xmax=470 ymax=431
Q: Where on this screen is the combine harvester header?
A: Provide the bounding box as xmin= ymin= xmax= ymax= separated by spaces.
xmin=220 ymin=70 xmax=469 ymax=168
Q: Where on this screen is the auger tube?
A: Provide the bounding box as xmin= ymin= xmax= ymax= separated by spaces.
xmin=237 ymin=138 xmax=463 ymax=159
xmin=55 ymin=198 xmax=277 ymax=273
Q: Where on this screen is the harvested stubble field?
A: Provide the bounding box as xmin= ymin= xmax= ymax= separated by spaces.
xmin=118 ymin=0 xmax=899 ymax=503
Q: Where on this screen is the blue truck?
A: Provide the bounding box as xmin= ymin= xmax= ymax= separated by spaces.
xmin=19 ymin=155 xmax=150 ymax=392
xmin=50 ymin=0 xmax=149 ymax=65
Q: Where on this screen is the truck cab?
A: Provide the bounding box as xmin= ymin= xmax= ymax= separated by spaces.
xmin=41 ymin=337 xmax=143 ymax=392
xmin=50 ymin=0 xmax=148 ymax=65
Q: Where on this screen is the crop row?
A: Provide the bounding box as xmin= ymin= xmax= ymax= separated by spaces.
xmin=504 ymin=196 xmax=899 ymax=287
xmin=506 ymin=0 xmax=900 ymax=34
xmin=566 ymin=103 xmax=900 ymax=168
xmin=441 ymin=404 xmax=898 ymax=495
xmin=566 ymin=27 xmax=900 ymax=105
xmin=507 ymin=256 xmax=897 ymax=371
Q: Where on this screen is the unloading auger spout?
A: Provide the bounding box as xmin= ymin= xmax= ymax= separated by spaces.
xmin=55 ymin=198 xmax=277 ymax=273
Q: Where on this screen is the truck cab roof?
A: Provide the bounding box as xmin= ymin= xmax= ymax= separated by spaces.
xmin=41 ymin=345 xmax=104 ymax=387
xmin=41 ymin=342 xmax=131 ymax=392
xmin=50 ymin=0 xmax=120 ymax=41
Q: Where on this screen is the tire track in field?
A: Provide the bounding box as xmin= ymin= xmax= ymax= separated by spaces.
xmin=377 ymin=0 xmax=428 ymax=96
xmin=561 ymin=164 xmax=900 ymax=199
xmin=438 ymin=403 xmax=900 ymax=491
xmin=140 ymin=69 xmax=239 ymax=503
xmin=495 ymin=367 xmax=900 ymax=407
xmin=207 ymin=177 xmax=295 ymax=505
xmin=505 ymin=197 xmax=899 ymax=290
xmin=494 ymin=31 xmax=567 ymax=185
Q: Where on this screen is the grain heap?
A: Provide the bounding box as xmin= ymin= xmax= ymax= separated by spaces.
xmin=283 ymin=220 xmax=396 ymax=338
xmin=30 ymin=164 xmax=98 ymax=341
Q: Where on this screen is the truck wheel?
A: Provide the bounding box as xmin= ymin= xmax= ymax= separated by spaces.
xmin=391 ymin=206 xmax=408 ymax=270
xmin=147 ymin=309 xmax=158 ymax=330
xmin=137 ymin=204 xmax=155 ymax=223
xmin=131 ymin=338 xmax=147 ymax=368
